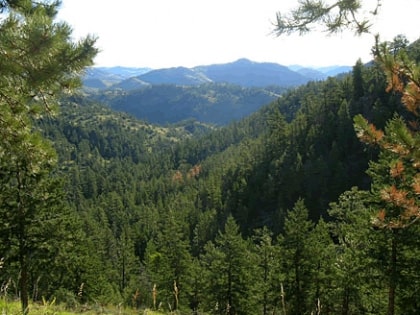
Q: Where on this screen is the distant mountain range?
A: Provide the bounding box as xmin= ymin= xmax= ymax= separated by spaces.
xmin=83 ymin=59 xmax=351 ymax=90
xmin=288 ymin=64 xmax=352 ymax=78
xmin=83 ymin=66 xmax=151 ymax=89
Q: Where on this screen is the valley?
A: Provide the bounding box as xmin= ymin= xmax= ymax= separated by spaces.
xmin=1 ymin=3 xmax=419 ymax=312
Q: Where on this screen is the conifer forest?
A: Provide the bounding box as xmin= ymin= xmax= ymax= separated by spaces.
xmin=0 ymin=1 xmax=419 ymax=314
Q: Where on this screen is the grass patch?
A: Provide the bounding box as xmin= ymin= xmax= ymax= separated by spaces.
xmin=0 ymin=299 xmax=169 ymax=315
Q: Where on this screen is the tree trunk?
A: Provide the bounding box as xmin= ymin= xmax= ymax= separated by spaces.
xmin=387 ymin=234 xmax=397 ymax=315
xmin=294 ymin=252 xmax=302 ymax=315
xmin=17 ymin=169 xmax=29 ymax=315
xmin=263 ymin=256 xmax=268 ymax=315
xmin=19 ymin=253 xmax=29 ymax=315
xmin=227 ymin=264 xmax=232 ymax=315
xmin=341 ymin=286 xmax=349 ymax=315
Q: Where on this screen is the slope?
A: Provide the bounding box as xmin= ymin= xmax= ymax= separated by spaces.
xmin=90 ymin=83 xmax=284 ymax=125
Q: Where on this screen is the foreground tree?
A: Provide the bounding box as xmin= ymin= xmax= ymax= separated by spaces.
xmin=275 ymin=2 xmax=419 ymax=314
xmin=0 ymin=0 xmax=97 ymax=313
xmin=201 ymin=216 xmax=257 ymax=315
xmin=251 ymin=227 xmax=278 ymax=315
xmin=328 ymin=188 xmax=385 ymax=313
xmin=144 ymin=210 xmax=192 ymax=312
xmin=353 ymin=40 xmax=420 ymax=315
xmin=278 ymin=199 xmax=314 ymax=315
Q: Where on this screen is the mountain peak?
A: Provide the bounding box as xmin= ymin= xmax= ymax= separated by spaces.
xmin=84 ymin=59 xmax=351 ymax=90
xmin=233 ymin=58 xmax=254 ymax=64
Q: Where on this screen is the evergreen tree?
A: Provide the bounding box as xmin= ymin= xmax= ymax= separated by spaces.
xmin=273 ymin=3 xmax=419 ymax=314
xmin=328 ymin=188 xmax=385 ymax=313
xmin=354 ymin=39 xmax=420 ymax=315
xmin=144 ymin=210 xmax=192 ymax=311
xmin=352 ymin=59 xmax=365 ymax=101
xmin=278 ymin=199 xmax=314 ymax=315
xmin=183 ymin=257 xmax=207 ymax=314
xmin=201 ymin=216 xmax=256 ymax=315
xmin=0 ymin=0 xmax=96 ymax=312
xmin=251 ymin=227 xmax=279 ymax=315
xmin=306 ymin=218 xmax=336 ymax=314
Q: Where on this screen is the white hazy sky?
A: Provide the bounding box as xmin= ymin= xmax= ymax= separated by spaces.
xmin=57 ymin=0 xmax=420 ymax=69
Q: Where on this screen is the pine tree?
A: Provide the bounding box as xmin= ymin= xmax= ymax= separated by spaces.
xmin=201 ymin=215 xmax=257 ymax=315
xmin=0 ymin=0 xmax=97 ymax=313
xmin=353 ymin=38 xmax=420 ymax=315
xmin=251 ymin=227 xmax=279 ymax=315
xmin=273 ymin=3 xmax=419 ymax=314
xmin=328 ymin=188 xmax=385 ymax=313
xmin=278 ymin=199 xmax=314 ymax=315
xmin=352 ymin=59 xmax=365 ymax=101
xmin=144 ymin=210 xmax=192 ymax=311
xmin=306 ymin=218 xmax=336 ymax=314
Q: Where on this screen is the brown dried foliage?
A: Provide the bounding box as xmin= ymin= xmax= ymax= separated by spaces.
xmin=389 ymin=160 xmax=405 ymax=178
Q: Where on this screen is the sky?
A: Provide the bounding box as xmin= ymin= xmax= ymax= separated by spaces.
xmin=57 ymin=0 xmax=420 ymax=69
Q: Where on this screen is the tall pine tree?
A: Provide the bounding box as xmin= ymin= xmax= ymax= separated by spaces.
xmin=201 ymin=216 xmax=257 ymax=315
xmin=0 ymin=0 xmax=97 ymax=313
xmin=354 ymin=38 xmax=420 ymax=315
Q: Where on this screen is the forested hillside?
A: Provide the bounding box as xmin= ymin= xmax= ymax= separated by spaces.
xmin=89 ymin=83 xmax=285 ymax=125
xmin=5 ymin=45 xmax=416 ymax=314
xmin=1 ymin=1 xmax=419 ymax=315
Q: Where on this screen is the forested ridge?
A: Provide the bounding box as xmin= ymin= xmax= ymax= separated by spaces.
xmin=1 ymin=1 xmax=419 ymax=315
xmin=88 ymin=83 xmax=285 ymax=125
xmin=6 ymin=45 xmax=418 ymax=314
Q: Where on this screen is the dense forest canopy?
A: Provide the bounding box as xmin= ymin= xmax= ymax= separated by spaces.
xmin=1 ymin=1 xmax=419 ymax=315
